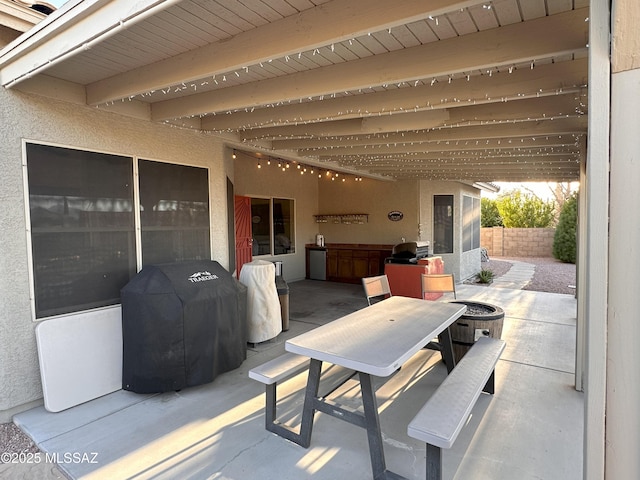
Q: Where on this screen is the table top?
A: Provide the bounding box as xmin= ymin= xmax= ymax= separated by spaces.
xmin=286 ymin=296 xmax=466 ymax=377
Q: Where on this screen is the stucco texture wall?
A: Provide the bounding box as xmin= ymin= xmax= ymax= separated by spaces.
xmin=419 ymin=180 xmax=482 ymax=281
xmin=318 ymin=178 xmax=419 ymax=245
xmin=233 ymin=151 xmax=320 ymax=281
xmin=0 ymin=87 xmax=231 ymax=415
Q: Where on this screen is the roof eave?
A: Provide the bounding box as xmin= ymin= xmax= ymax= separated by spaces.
xmin=0 ymin=0 xmax=180 ymax=87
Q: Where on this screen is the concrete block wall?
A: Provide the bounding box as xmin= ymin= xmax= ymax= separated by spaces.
xmin=482 ymin=227 xmax=556 ymax=257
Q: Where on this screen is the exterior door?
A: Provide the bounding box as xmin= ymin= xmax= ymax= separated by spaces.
xmin=234 ymin=195 xmax=253 ymax=277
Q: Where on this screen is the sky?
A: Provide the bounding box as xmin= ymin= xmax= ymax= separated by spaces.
xmin=47 ymin=0 xmax=68 ymax=7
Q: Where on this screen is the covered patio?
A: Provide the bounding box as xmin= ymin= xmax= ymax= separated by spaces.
xmin=2 ymin=1 xmax=639 ymax=479
xmin=13 ymin=280 xmax=581 ymax=480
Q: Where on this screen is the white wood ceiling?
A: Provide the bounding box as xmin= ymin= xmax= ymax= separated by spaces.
xmin=4 ymin=0 xmax=590 ymax=182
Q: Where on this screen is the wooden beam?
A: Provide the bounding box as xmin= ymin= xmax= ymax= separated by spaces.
xmin=611 ymin=0 xmax=640 ymax=72
xmin=388 ymin=171 xmax=580 ymax=181
xmin=308 ymin=134 xmax=578 ymax=158
xmin=201 ymin=58 xmax=587 ymax=131
xmin=369 ymin=171 xmax=580 ymax=181
xmin=337 ymin=151 xmax=580 ymax=165
xmin=272 ymin=117 xmax=587 ymax=151
xmin=151 ymin=8 xmax=589 ymax=121
xmin=375 ymin=165 xmax=580 ymax=177
xmin=240 ymin=110 xmax=451 ymax=140
xmin=323 ymin=145 xmax=580 ymax=161
xmin=444 ymin=95 xmax=585 ymax=126
xmin=357 ymin=158 xmax=579 ymax=168
xmin=86 ymin=0 xmax=482 ymax=105
xmin=240 ymin=94 xmax=584 ymax=140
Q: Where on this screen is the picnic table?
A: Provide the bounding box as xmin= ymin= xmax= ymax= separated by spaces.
xmin=284 ymin=296 xmax=465 ymax=479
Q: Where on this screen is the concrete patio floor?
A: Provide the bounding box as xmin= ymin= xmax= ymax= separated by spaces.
xmin=12 ymin=280 xmax=582 ymax=480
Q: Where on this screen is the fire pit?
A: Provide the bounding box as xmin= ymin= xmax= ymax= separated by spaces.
xmin=449 ymin=300 xmax=505 ymax=363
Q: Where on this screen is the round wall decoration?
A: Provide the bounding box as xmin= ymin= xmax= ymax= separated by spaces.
xmin=387 ymin=211 xmax=404 ymax=221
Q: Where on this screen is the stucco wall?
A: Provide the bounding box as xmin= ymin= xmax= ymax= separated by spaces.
xmin=233 ymin=151 xmax=319 ymax=282
xmin=0 ymin=87 xmax=232 ymax=417
xmin=419 ymin=180 xmax=482 ymax=281
xmin=317 ymin=178 xmax=419 ymax=245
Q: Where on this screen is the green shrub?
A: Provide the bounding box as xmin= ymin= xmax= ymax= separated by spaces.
xmin=553 ymin=193 xmax=578 ymax=263
xmin=477 ymin=268 xmax=495 ymax=283
xmin=481 ymin=197 xmax=503 ymax=227
xmin=496 ymin=190 xmax=556 ymax=228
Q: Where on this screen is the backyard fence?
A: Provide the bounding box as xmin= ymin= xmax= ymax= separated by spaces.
xmin=481 ymin=227 xmax=555 ymax=258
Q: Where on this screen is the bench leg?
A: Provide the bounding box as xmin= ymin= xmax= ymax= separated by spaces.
xmin=265 ymin=382 xmax=307 ymax=444
xmin=438 ymin=327 xmax=456 ymax=374
xmin=483 ymin=370 xmax=496 ymax=394
xmin=265 ymin=383 xmax=277 ymax=427
xmin=426 ymin=443 xmax=443 ymax=480
xmin=264 ymin=360 xmax=322 ymax=447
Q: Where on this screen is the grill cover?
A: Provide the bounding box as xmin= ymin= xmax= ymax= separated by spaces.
xmin=121 ymin=260 xmax=247 ymax=393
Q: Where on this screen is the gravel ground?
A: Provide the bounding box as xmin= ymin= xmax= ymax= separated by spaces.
xmin=1 ymin=256 xmax=577 ymax=464
xmin=0 ymin=423 xmax=39 ymax=459
xmin=483 ymin=256 xmax=577 ymax=295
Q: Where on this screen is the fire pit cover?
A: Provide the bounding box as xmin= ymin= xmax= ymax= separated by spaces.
xmin=121 ymin=260 xmax=247 ymax=393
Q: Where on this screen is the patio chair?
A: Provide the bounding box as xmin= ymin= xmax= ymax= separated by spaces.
xmin=420 ymin=273 xmax=457 ymax=363
xmin=362 ymin=275 xmax=392 ymax=305
xmin=421 ymin=273 xmax=457 ymax=300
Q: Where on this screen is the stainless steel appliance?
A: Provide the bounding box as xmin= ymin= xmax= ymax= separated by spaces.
xmin=309 ymin=249 xmax=327 ymax=280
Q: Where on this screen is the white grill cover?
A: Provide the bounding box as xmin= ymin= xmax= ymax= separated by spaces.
xmin=239 ymin=260 xmax=282 ymax=343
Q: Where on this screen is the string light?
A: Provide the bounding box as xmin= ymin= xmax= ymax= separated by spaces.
xmin=131 ymin=21 xmax=581 ymax=182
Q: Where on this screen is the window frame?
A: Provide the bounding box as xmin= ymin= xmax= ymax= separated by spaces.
xmin=23 ymin=141 xmax=212 ymax=321
xmin=433 ymin=194 xmax=454 ymax=255
xmin=138 ymin=158 xmax=211 ymax=266
xmin=249 ymin=196 xmax=296 ymax=257
xmin=462 ymin=194 xmax=481 ymax=252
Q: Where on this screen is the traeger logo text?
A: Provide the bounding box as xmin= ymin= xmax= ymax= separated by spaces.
xmin=188 ymin=271 xmax=219 ymax=283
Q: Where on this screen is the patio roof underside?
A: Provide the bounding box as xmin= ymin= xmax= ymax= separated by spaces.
xmin=0 ymin=0 xmax=589 ymax=183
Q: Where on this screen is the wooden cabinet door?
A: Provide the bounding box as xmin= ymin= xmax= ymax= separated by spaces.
xmin=352 ymin=250 xmax=369 ymax=279
xmin=368 ymin=251 xmax=382 ymax=276
xmin=327 ymin=249 xmax=338 ymax=278
xmin=337 ymin=250 xmax=353 ymax=278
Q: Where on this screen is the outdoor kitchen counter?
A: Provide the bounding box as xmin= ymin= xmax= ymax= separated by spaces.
xmin=305 ymin=243 xmax=394 ymax=283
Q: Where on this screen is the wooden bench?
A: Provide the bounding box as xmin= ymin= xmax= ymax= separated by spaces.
xmin=248 ymin=352 xmax=310 ymax=440
xmin=407 ymin=336 xmax=506 ymax=480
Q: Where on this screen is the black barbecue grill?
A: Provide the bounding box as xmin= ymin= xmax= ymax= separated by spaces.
xmin=385 ymin=241 xmax=431 ymax=264
xmin=121 ymin=260 xmax=247 ymax=393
